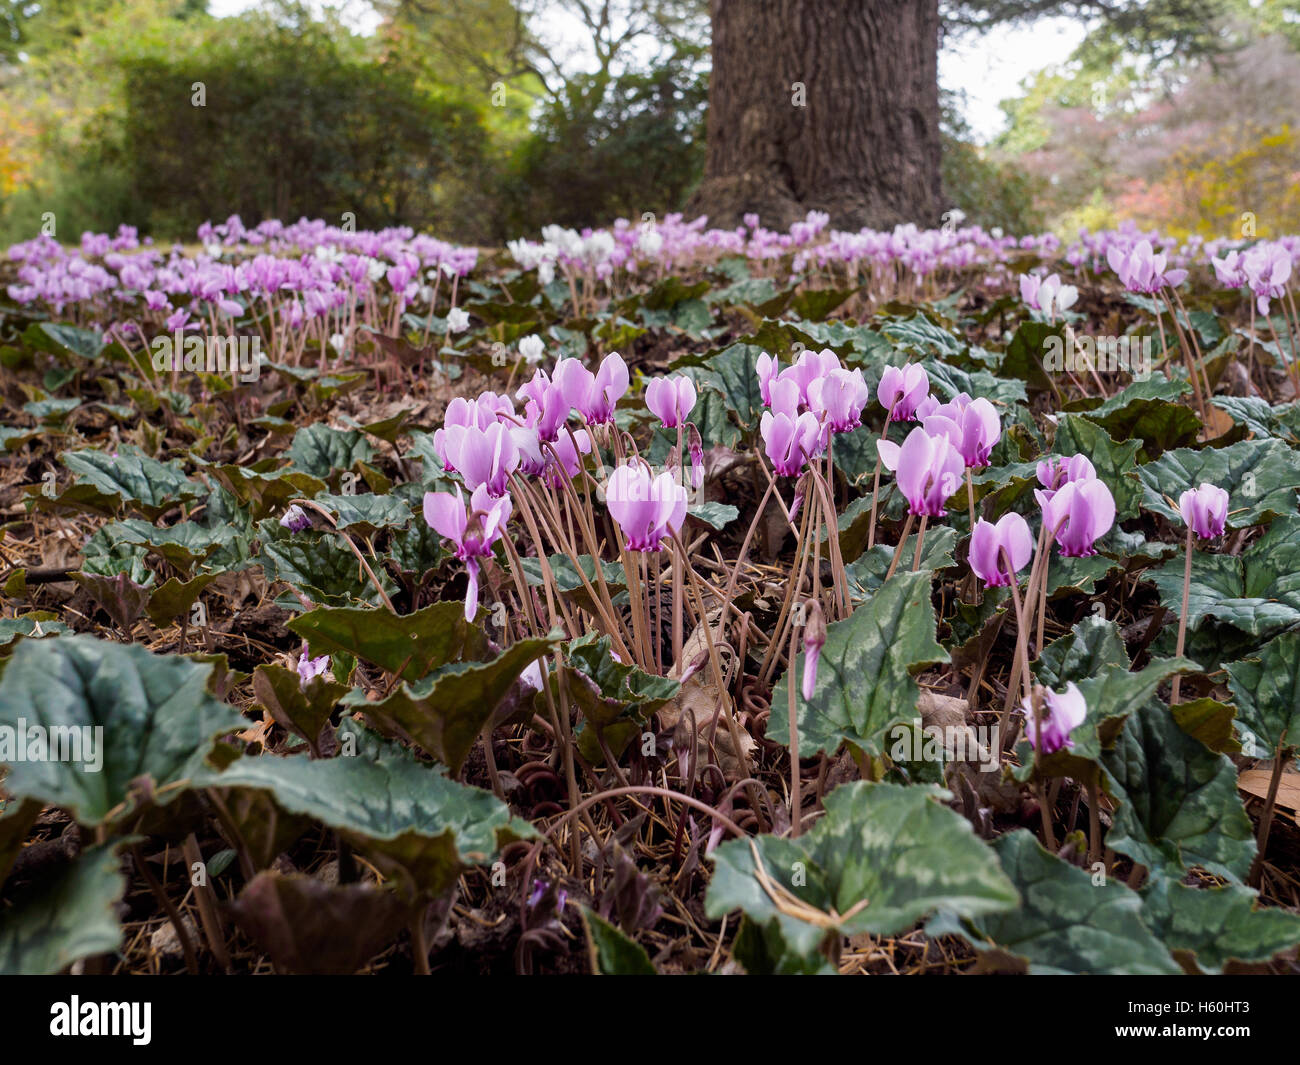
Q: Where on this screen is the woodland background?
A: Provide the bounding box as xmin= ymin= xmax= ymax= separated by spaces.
xmin=1 ymin=0 xmax=1298 ymax=244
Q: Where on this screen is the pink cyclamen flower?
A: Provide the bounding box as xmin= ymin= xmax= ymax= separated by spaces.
xmin=605 ymin=463 xmax=687 ymax=552
xmin=1018 ymin=272 xmax=1078 ymax=317
xmin=756 ymin=353 xmax=780 ymax=406
xmin=555 ymin=353 xmax=629 ymax=425
xmin=587 ymin=352 xmax=630 ymax=423
xmin=516 ymin=368 xmax=571 ymax=442
xmin=1036 ymin=478 xmax=1115 ymax=557
xmin=1242 ymin=243 xmax=1292 ymax=315
xmin=808 ymin=367 xmax=869 ymax=434
xmin=760 ymin=410 xmax=822 ymax=478
xmin=434 ymin=392 xmax=514 ymax=471
xmin=801 ymin=601 xmax=827 ymax=701
xmin=876 ymin=426 xmax=965 ymax=517
xmin=1179 ymin=482 xmax=1229 ymax=540
xmin=1106 ymin=239 xmax=1187 ymax=293
xmin=969 ymin=513 xmax=1034 ymax=588
xmin=1210 ymin=250 xmax=1247 ymax=289
xmin=296 ymin=642 xmax=330 ymax=688
xmin=688 ymin=424 xmax=705 ymax=490
xmin=779 ymin=348 xmax=841 ymax=405
xmin=922 ymin=394 xmax=1000 ymax=468
xmin=280 ymin=504 xmax=312 ymax=533
xmin=439 ymin=420 xmax=519 ymax=497
xmin=877 ymin=364 xmax=930 ymax=421
xmin=552 ymin=358 xmax=595 ymax=415
xmin=1035 ymin=454 xmax=1096 ymax=496
xmin=423 ymin=484 xmax=512 ymax=621
xmin=645 ymin=375 xmax=697 ymax=428
xmin=542 ymin=426 xmax=591 ymax=488
xmin=1021 ymin=682 xmax=1087 ymax=755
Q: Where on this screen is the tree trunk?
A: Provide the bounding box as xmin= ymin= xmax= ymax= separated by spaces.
xmin=689 ymin=0 xmax=943 ymax=232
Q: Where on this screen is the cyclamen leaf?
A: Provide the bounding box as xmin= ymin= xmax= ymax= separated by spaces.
xmin=770 ymin=571 xmax=947 ymax=758
xmin=60 ymin=445 xmax=200 ymax=520
xmin=287 ymin=601 xmax=490 ymax=681
xmin=1140 ymin=876 xmax=1300 ymax=973
xmin=1225 ymin=629 xmax=1300 ymax=755
xmin=194 ymin=719 xmax=531 ymax=899
xmin=1101 ymin=699 xmax=1256 ymax=882
xmin=344 ymin=635 xmax=559 ymax=772
xmin=706 ymin=783 xmax=1018 ymax=964
xmin=0 ymin=634 xmax=247 ymax=827
xmin=0 ymin=842 xmax=129 ymax=975
xmin=1148 ymin=514 xmax=1300 ymax=637
xmin=1033 ymin=615 xmax=1130 ymax=688
xmin=286 ymin=424 xmax=374 ymax=478
xmin=1014 ymin=657 xmax=1198 ymax=783
xmin=928 ymin=830 xmax=1179 ymax=975
xmin=581 ymin=908 xmax=657 ymax=975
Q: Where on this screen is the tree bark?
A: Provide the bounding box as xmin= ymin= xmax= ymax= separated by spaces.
xmin=689 ymin=0 xmax=943 ymax=231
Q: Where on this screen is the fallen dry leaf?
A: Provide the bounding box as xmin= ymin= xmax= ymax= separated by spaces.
xmin=659 ymin=620 xmax=755 ymax=781
xmin=1238 ymin=767 xmax=1300 ymax=819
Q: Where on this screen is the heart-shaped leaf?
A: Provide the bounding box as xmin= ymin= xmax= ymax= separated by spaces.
xmin=287 ymin=424 xmax=374 ymax=478
xmin=346 ymin=635 xmax=558 ymax=772
xmin=196 ymin=719 xmax=530 ymax=899
xmin=1140 ymin=876 xmax=1300 ymax=973
xmin=288 ymin=601 xmax=490 ymax=681
xmin=60 ymin=445 xmax=200 ymax=519
xmin=707 ymin=783 xmax=1018 ymax=964
xmin=1101 ymin=699 xmax=1256 ymax=882
xmin=1148 ymin=515 xmax=1300 ymax=637
xmin=581 ymin=907 xmax=657 ymax=975
xmin=929 ymin=830 xmax=1179 ymax=974
xmin=1225 ymin=629 xmax=1300 ymax=755
xmin=770 ymin=571 xmax=947 ymax=758
xmin=0 ymin=841 xmax=129 ymax=975
xmin=0 ymin=634 xmax=247 ymax=826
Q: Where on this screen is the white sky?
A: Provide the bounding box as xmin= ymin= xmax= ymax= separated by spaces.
xmin=208 ymin=1 xmax=1086 ymax=143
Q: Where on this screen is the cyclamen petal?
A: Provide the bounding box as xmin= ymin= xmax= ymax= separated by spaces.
xmin=969 ymin=513 xmax=1033 ymax=588
xmin=606 ymin=463 xmax=687 ymax=551
xmin=1179 ymin=482 xmax=1229 ymax=539
xmin=1022 ymin=682 xmax=1087 ymax=754
xmin=877 ymin=364 xmax=930 ymax=420
xmin=646 ymin=375 xmax=696 ymax=428
xmin=893 ymin=426 xmax=964 ymax=517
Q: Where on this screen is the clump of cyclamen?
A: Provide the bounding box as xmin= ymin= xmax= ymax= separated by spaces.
xmin=755 ymin=348 xmax=869 ymax=477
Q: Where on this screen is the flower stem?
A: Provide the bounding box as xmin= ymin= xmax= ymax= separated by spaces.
xmin=1171 ymin=525 xmax=1193 ymax=705
xmin=866 ymin=410 xmax=892 ymax=550
xmin=884 ymin=512 xmax=915 ymax=583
